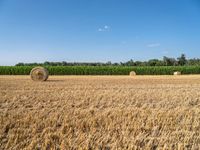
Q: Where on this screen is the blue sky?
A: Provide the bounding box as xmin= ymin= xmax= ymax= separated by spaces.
xmin=0 ymin=0 xmax=200 ymax=65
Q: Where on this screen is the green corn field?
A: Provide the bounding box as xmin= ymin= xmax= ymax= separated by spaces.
xmin=0 ymin=66 xmax=200 ymax=75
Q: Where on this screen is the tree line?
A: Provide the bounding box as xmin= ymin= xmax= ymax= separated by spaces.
xmin=15 ymin=54 xmax=200 ymax=66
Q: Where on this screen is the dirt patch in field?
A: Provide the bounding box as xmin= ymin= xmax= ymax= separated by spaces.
xmin=1 ymin=75 xmax=200 ymax=149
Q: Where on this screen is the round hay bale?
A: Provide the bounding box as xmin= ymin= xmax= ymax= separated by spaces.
xmin=129 ymin=71 xmax=136 ymax=76
xmin=174 ymin=71 xmax=181 ymax=75
xmin=30 ymin=67 xmax=49 ymax=81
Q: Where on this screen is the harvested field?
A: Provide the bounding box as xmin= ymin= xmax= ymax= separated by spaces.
xmin=1 ymin=75 xmax=200 ymax=149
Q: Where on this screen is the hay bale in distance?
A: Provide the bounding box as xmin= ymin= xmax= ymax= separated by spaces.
xmin=30 ymin=67 xmax=49 ymax=81
xmin=130 ymin=71 xmax=136 ymax=76
xmin=174 ymin=71 xmax=181 ymax=75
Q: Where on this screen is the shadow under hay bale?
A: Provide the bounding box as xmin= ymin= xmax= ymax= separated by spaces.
xmin=30 ymin=67 xmax=49 ymax=81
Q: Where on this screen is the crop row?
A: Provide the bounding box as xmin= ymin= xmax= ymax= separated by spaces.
xmin=0 ymin=66 xmax=200 ymax=75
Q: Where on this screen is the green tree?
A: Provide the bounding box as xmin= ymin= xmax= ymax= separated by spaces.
xmin=163 ymin=56 xmax=177 ymax=66
xmin=177 ymin=54 xmax=187 ymax=66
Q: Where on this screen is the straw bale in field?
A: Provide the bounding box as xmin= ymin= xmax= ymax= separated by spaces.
xmin=174 ymin=71 xmax=181 ymax=75
xmin=30 ymin=67 xmax=49 ymax=81
xmin=130 ymin=71 xmax=136 ymax=76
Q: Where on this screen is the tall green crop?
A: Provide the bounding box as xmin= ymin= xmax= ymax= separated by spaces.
xmin=0 ymin=66 xmax=200 ymax=75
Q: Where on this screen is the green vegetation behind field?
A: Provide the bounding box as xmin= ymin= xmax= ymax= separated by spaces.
xmin=1 ymin=66 xmax=200 ymax=75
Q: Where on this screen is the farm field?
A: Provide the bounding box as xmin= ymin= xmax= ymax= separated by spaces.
xmin=1 ymin=75 xmax=200 ymax=149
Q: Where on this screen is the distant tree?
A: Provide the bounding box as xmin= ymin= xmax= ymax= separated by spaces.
xmin=177 ymin=54 xmax=187 ymax=66
xmin=14 ymin=53 xmax=194 ymax=67
xmin=106 ymin=61 xmax=112 ymax=66
xmin=134 ymin=61 xmax=143 ymax=66
xmin=120 ymin=62 xmax=125 ymax=66
xmin=44 ymin=61 xmax=50 ymax=66
xmin=155 ymin=60 xmax=165 ymax=66
xmin=125 ymin=59 xmax=135 ymax=66
xmin=163 ymin=56 xmax=177 ymax=66
xmin=61 ymin=61 xmax=67 ymax=66
xmin=187 ymin=58 xmax=200 ymax=66
xmin=148 ymin=59 xmax=159 ymax=66
xmin=15 ymin=62 xmax=24 ymax=66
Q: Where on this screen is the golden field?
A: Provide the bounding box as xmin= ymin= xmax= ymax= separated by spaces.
xmin=1 ymin=75 xmax=200 ymax=149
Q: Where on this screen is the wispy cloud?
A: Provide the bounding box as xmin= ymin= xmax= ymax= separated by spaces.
xmin=147 ymin=43 xmax=160 ymax=48
xmin=98 ymin=25 xmax=110 ymax=32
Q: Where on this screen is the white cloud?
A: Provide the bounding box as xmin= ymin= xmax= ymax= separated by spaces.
xmin=98 ymin=25 xmax=110 ymax=32
xmin=147 ymin=43 xmax=160 ymax=48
